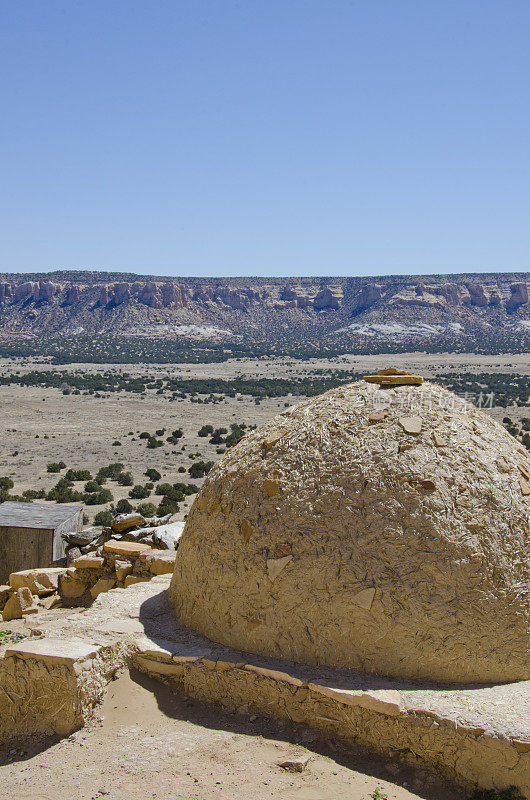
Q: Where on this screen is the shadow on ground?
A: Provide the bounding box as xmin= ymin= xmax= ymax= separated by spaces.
xmin=130 ymin=666 xmax=465 ymax=800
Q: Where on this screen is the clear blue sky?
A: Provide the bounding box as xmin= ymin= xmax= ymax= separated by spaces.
xmin=1 ymin=1 xmax=529 ymax=277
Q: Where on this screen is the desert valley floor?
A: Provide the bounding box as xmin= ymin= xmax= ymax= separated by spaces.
xmin=1 ymin=351 xmax=529 ymax=524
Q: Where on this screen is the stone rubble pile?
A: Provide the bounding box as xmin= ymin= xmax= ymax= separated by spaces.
xmin=0 ymin=513 xmax=185 ymax=620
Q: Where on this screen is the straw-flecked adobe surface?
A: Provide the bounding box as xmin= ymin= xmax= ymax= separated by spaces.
xmin=171 ymin=380 xmax=529 ymax=683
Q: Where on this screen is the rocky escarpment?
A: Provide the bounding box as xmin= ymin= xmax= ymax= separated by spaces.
xmin=0 ymin=271 xmax=528 ymax=344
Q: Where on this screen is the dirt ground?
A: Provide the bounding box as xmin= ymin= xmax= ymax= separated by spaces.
xmin=0 ymin=380 xmax=291 ymax=523
xmin=0 ymin=669 xmax=463 ymax=800
xmin=1 ymin=353 xmax=528 ymax=523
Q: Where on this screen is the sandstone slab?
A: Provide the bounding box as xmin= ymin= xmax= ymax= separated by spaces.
xmin=278 ymin=757 xmax=309 ymax=773
xmin=433 ymin=431 xmax=447 ymax=447
xmin=9 ymin=567 xmax=65 ymax=596
xmin=152 ymin=521 xmax=185 ymax=550
xmin=2 ymin=592 xmax=22 ymax=621
xmin=111 ymin=513 xmax=146 ymax=533
xmin=5 ymin=637 xmax=100 ymax=669
xmin=142 ymin=551 xmax=177 ymax=575
xmin=351 ymin=587 xmax=376 ymax=610
xmin=368 ymin=410 xmax=388 ymax=423
xmin=63 ymin=527 xmax=101 ymax=547
xmin=104 ymin=540 xmax=152 ymax=557
xmin=90 ymin=578 xmax=116 ymax=599
xmin=263 ymin=429 xmax=284 ymax=449
xmin=398 ymin=416 xmax=422 ymax=435
xmin=0 ymin=585 xmax=11 ymax=611
xmin=262 ymin=479 xmax=280 ymax=498
xmin=74 ymin=555 xmax=105 ymax=569
xmin=308 ymin=684 xmax=403 ymax=716
xmin=364 ymin=370 xmax=423 ymax=387
xmin=114 ymin=560 xmax=133 ymax=582
xmin=124 ymin=575 xmax=151 ymax=588
xmin=58 ymin=573 xmax=87 ymax=599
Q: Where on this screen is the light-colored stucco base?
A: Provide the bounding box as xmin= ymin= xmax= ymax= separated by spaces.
xmin=0 ymin=577 xmax=528 ymax=797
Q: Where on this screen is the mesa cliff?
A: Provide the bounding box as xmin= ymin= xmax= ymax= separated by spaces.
xmin=0 ymin=270 xmax=529 ymax=347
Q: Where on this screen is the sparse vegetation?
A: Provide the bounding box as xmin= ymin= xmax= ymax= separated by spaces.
xmin=46 ymin=461 xmax=66 ymax=473
xmin=65 ymin=469 xmax=92 ymax=482
xmin=136 ymin=502 xmax=157 ymax=517
xmin=94 ymin=510 xmax=113 ymax=526
xmin=189 ymin=460 xmax=214 ymax=479
xmin=115 ymin=498 xmax=133 ymax=514
xmin=129 ymin=484 xmax=151 ymax=500
xmin=0 ymin=630 xmax=27 ymax=646
xmin=144 ymin=468 xmax=161 ymax=482
xmin=198 ymin=425 xmax=214 ymax=437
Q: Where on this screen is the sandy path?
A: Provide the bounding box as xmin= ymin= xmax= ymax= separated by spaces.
xmin=0 ymin=669 xmax=463 ymax=800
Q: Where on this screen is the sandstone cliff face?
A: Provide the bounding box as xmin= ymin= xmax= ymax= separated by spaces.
xmin=434 ymin=284 xmax=460 ymax=304
xmin=313 ymin=288 xmax=340 ymax=310
xmin=352 ymin=283 xmax=383 ymax=314
xmin=466 ymin=283 xmax=489 ymax=307
xmin=507 ymin=282 xmax=529 ymax=311
xmin=64 ymin=285 xmax=80 ymax=305
xmin=0 ymin=271 xmax=528 ymax=344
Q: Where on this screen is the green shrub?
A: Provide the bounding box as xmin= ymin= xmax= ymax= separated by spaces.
xmin=174 ymin=482 xmax=199 ymax=496
xmin=65 ymin=469 xmax=92 ymax=482
xmin=0 ymin=630 xmax=27 ymax=645
xmin=225 ymin=423 xmax=246 ymax=447
xmin=157 ymin=498 xmax=179 ymax=516
xmin=96 ymin=463 xmax=124 ymax=482
xmin=46 ymin=462 xmax=65 ymax=473
xmin=84 ymin=488 xmax=113 ymax=505
xmin=84 ymin=480 xmax=100 ymax=493
xmin=46 ymin=481 xmax=84 ymax=503
xmin=155 ymin=482 xmax=174 ymax=496
xmin=0 ymin=477 xmax=14 ymax=491
xmin=94 ymin=510 xmax=113 ymax=526
xmin=116 ymin=471 xmax=133 ymax=486
xmin=188 ymin=460 xmax=214 ymax=479
xmin=115 ymin=498 xmax=133 ymax=514
xmin=166 ymin=428 xmax=183 ymax=444
xmin=22 ymin=489 xmax=46 ymax=500
xmin=198 ymin=425 xmax=213 ymax=437
xmin=136 ymin=502 xmax=157 ymax=517
xmin=129 ymin=484 xmax=151 ymax=500
xmin=145 ymin=468 xmax=161 ymax=481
